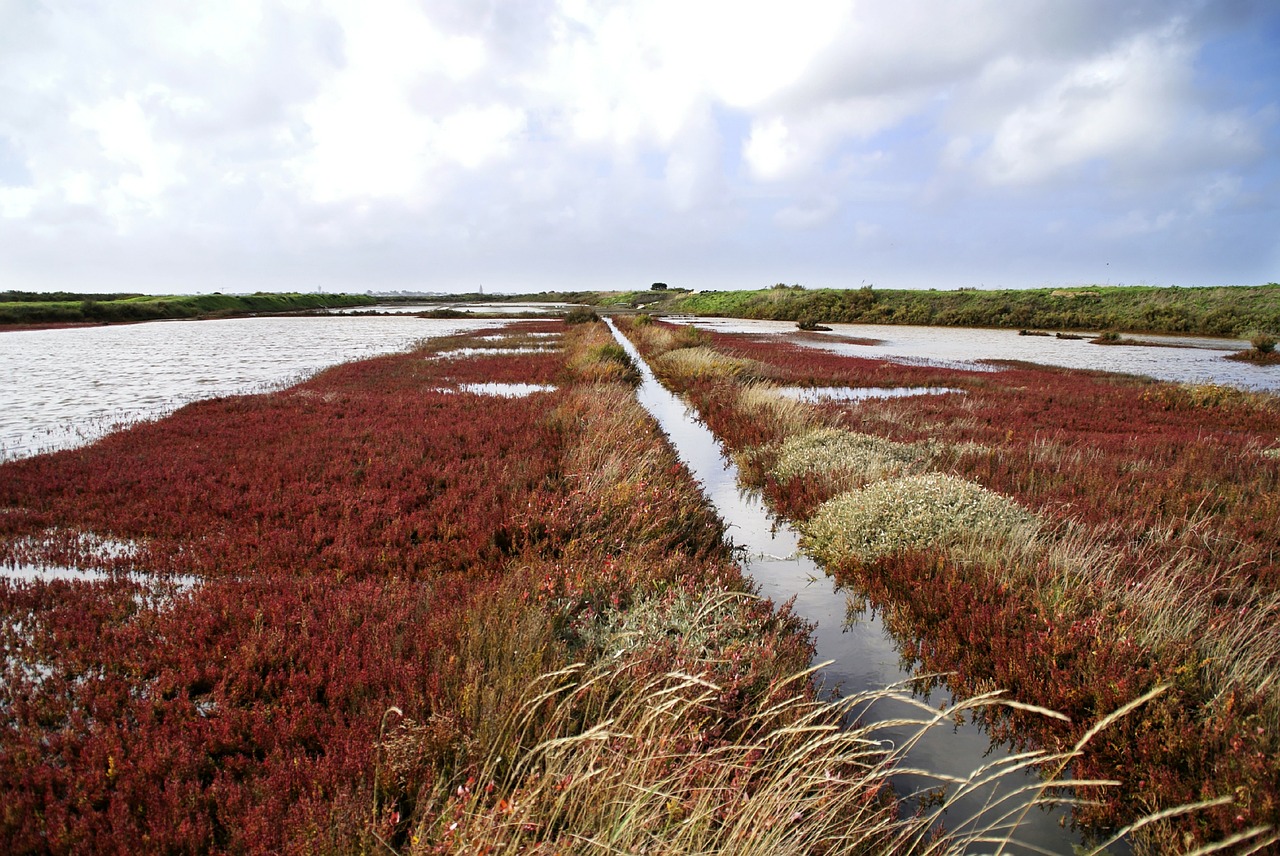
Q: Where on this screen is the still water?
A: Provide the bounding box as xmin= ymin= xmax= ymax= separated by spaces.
xmin=666 ymin=316 xmax=1280 ymax=390
xmin=0 ymin=315 xmax=504 ymax=460
xmin=333 ymin=301 xmax=577 ymax=315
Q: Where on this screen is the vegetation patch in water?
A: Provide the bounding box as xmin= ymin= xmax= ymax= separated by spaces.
xmin=655 ymin=345 xmax=760 ymax=382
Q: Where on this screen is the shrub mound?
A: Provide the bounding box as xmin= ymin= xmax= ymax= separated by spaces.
xmin=801 ymin=473 xmax=1036 ymax=566
xmin=771 ymin=427 xmax=929 ymax=488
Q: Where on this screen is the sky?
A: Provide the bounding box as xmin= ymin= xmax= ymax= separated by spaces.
xmin=1 ymin=1 xmax=1277 ymax=295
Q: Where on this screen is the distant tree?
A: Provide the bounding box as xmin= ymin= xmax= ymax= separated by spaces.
xmin=650 ymin=282 xmax=668 ymax=291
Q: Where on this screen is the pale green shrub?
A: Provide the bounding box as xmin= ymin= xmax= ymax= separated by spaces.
xmin=772 ymin=427 xmax=929 ymax=488
xmin=800 ymin=473 xmax=1036 ymax=565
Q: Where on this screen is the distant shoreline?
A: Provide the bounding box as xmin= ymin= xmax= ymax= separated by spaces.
xmin=4 ymin=282 xmax=1278 ymax=341
xmin=0 ymin=292 xmax=374 ymax=328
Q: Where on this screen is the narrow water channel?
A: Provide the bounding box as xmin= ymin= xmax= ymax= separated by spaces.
xmin=605 ymin=319 xmax=1084 ymax=854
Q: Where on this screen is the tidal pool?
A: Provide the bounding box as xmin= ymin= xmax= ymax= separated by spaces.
xmin=432 ymin=383 xmax=558 ymax=397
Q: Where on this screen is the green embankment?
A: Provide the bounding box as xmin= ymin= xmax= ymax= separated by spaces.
xmin=9 ymin=283 xmax=1279 ymax=338
xmin=0 ymin=291 xmax=374 ymax=325
xmin=658 ymin=284 xmax=1280 ymax=338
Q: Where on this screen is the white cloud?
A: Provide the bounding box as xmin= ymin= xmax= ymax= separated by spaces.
xmin=71 ymin=95 xmax=184 ymax=214
xmin=963 ymin=27 xmax=1263 ymax=186
xmin=437 ymin=105 xmax=527 ymax=169
xmin=0 ymin=0 xmax=1274 ymax=292
xmin=1103 ymin=208 xmax=1180 ymax=238
xmin=744 ymin=118 xmax=798 ymax=181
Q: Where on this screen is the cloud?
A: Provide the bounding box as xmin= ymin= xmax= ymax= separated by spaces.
xmin=0 ymin=0 xmax=1275 ymax=292
xmin=968 ymin=26 xmax=1264 ymax=186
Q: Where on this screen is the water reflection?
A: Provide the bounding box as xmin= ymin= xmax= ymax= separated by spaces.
xmin=333 ymin=301 xmax=580 ymax=315
xmin=1 ymin=563 xmax=199 ymax=592
xmin=433 ymin=383 xmax=558 ymax=398
xmin=666 ymin=316 xmax=1278 ymax=390
xmin=0 ymin=315 xmax=505 ymax=460
xmin=773 ymin=385 xmax=965 ymax=403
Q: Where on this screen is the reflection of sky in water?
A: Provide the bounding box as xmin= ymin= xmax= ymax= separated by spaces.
xmin=773 ymin=385 xmax=964 ymax=402
xmin=1 ymin=563 xmax=200 ymax=592
xmin=429 ymin=347 xmax=555 ymax=359
xmin=605 ymin=320 xmax=1082 ymax=854
xmin=334 ymin=302 xmax=577 ymax=315
xmin=0 ymin=315 xmax=503 ymax=459
xmin=667 ymin=316 xmax=1277 ymax=390
xmin=431 ymin=383 xmax=557 ymax=397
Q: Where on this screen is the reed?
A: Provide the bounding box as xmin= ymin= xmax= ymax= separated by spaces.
xmin=399 ymin=653 xmax=1278 ymax=855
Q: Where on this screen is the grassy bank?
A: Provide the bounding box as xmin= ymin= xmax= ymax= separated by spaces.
xmin=408 ymin=281 xmax=1280 ymax=339
xmin=659 ymin=283 xmax=1280 ymax=338
xmin=0 ymin=291 xmax=374 ymax=326
xmin=616 ymin=316 xmax=1280 ymax=853
xmin=10 ymin=282 xmax=1276 ymax=340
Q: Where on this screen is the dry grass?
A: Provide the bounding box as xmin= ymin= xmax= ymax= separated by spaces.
xmin=737 ymin=383 xmax=819 ymax=438
xmin=393 ymin=649 xmax=1277 ymax=855
xmin=563 ymin=322 xmax=641 ymax=385
xmin=1140 ymin=383 xmax=1280 ymax=413
xmin=655 ymin=347 xmax=760 ymax=383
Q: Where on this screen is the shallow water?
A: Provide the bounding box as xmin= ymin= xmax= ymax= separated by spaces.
xmin=0 ymin=315 xmax=504 ymax=460
xmin=666 ymin=316 xmax=1279 ymax=390
xmin=331 ymin=301 xmax=579 ymax=314
xmin=430 ymin=347 xmax=556 ymax=359
xmin=773 ymin=385 xmax=964 ymax=403
xmin=437 ymin=383 xmax=558 ymax=398
xmin=605 ymin=320 xmax=1083 ymax=853
xmin=0 ymin=563 xmax=199 ymax=591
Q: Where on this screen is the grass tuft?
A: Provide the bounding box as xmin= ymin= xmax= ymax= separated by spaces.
xmin=655 ymin=346 xmax=760 ymax=383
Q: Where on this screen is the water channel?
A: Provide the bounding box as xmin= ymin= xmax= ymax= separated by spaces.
xmin=605 ymin=319 xmax=1085 ymax=853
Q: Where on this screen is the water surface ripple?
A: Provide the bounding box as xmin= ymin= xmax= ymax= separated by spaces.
xmin=0 ymin=315 xmax=501 ymax=460
xmin=667 ymin=317 xmax=1278 ymax=389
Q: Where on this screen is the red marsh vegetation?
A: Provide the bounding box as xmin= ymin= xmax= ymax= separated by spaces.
xmin=2 ymin=320 xmax=910 ymax=854
xmin=618 ymin=316 xmax=1280 ymax=853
